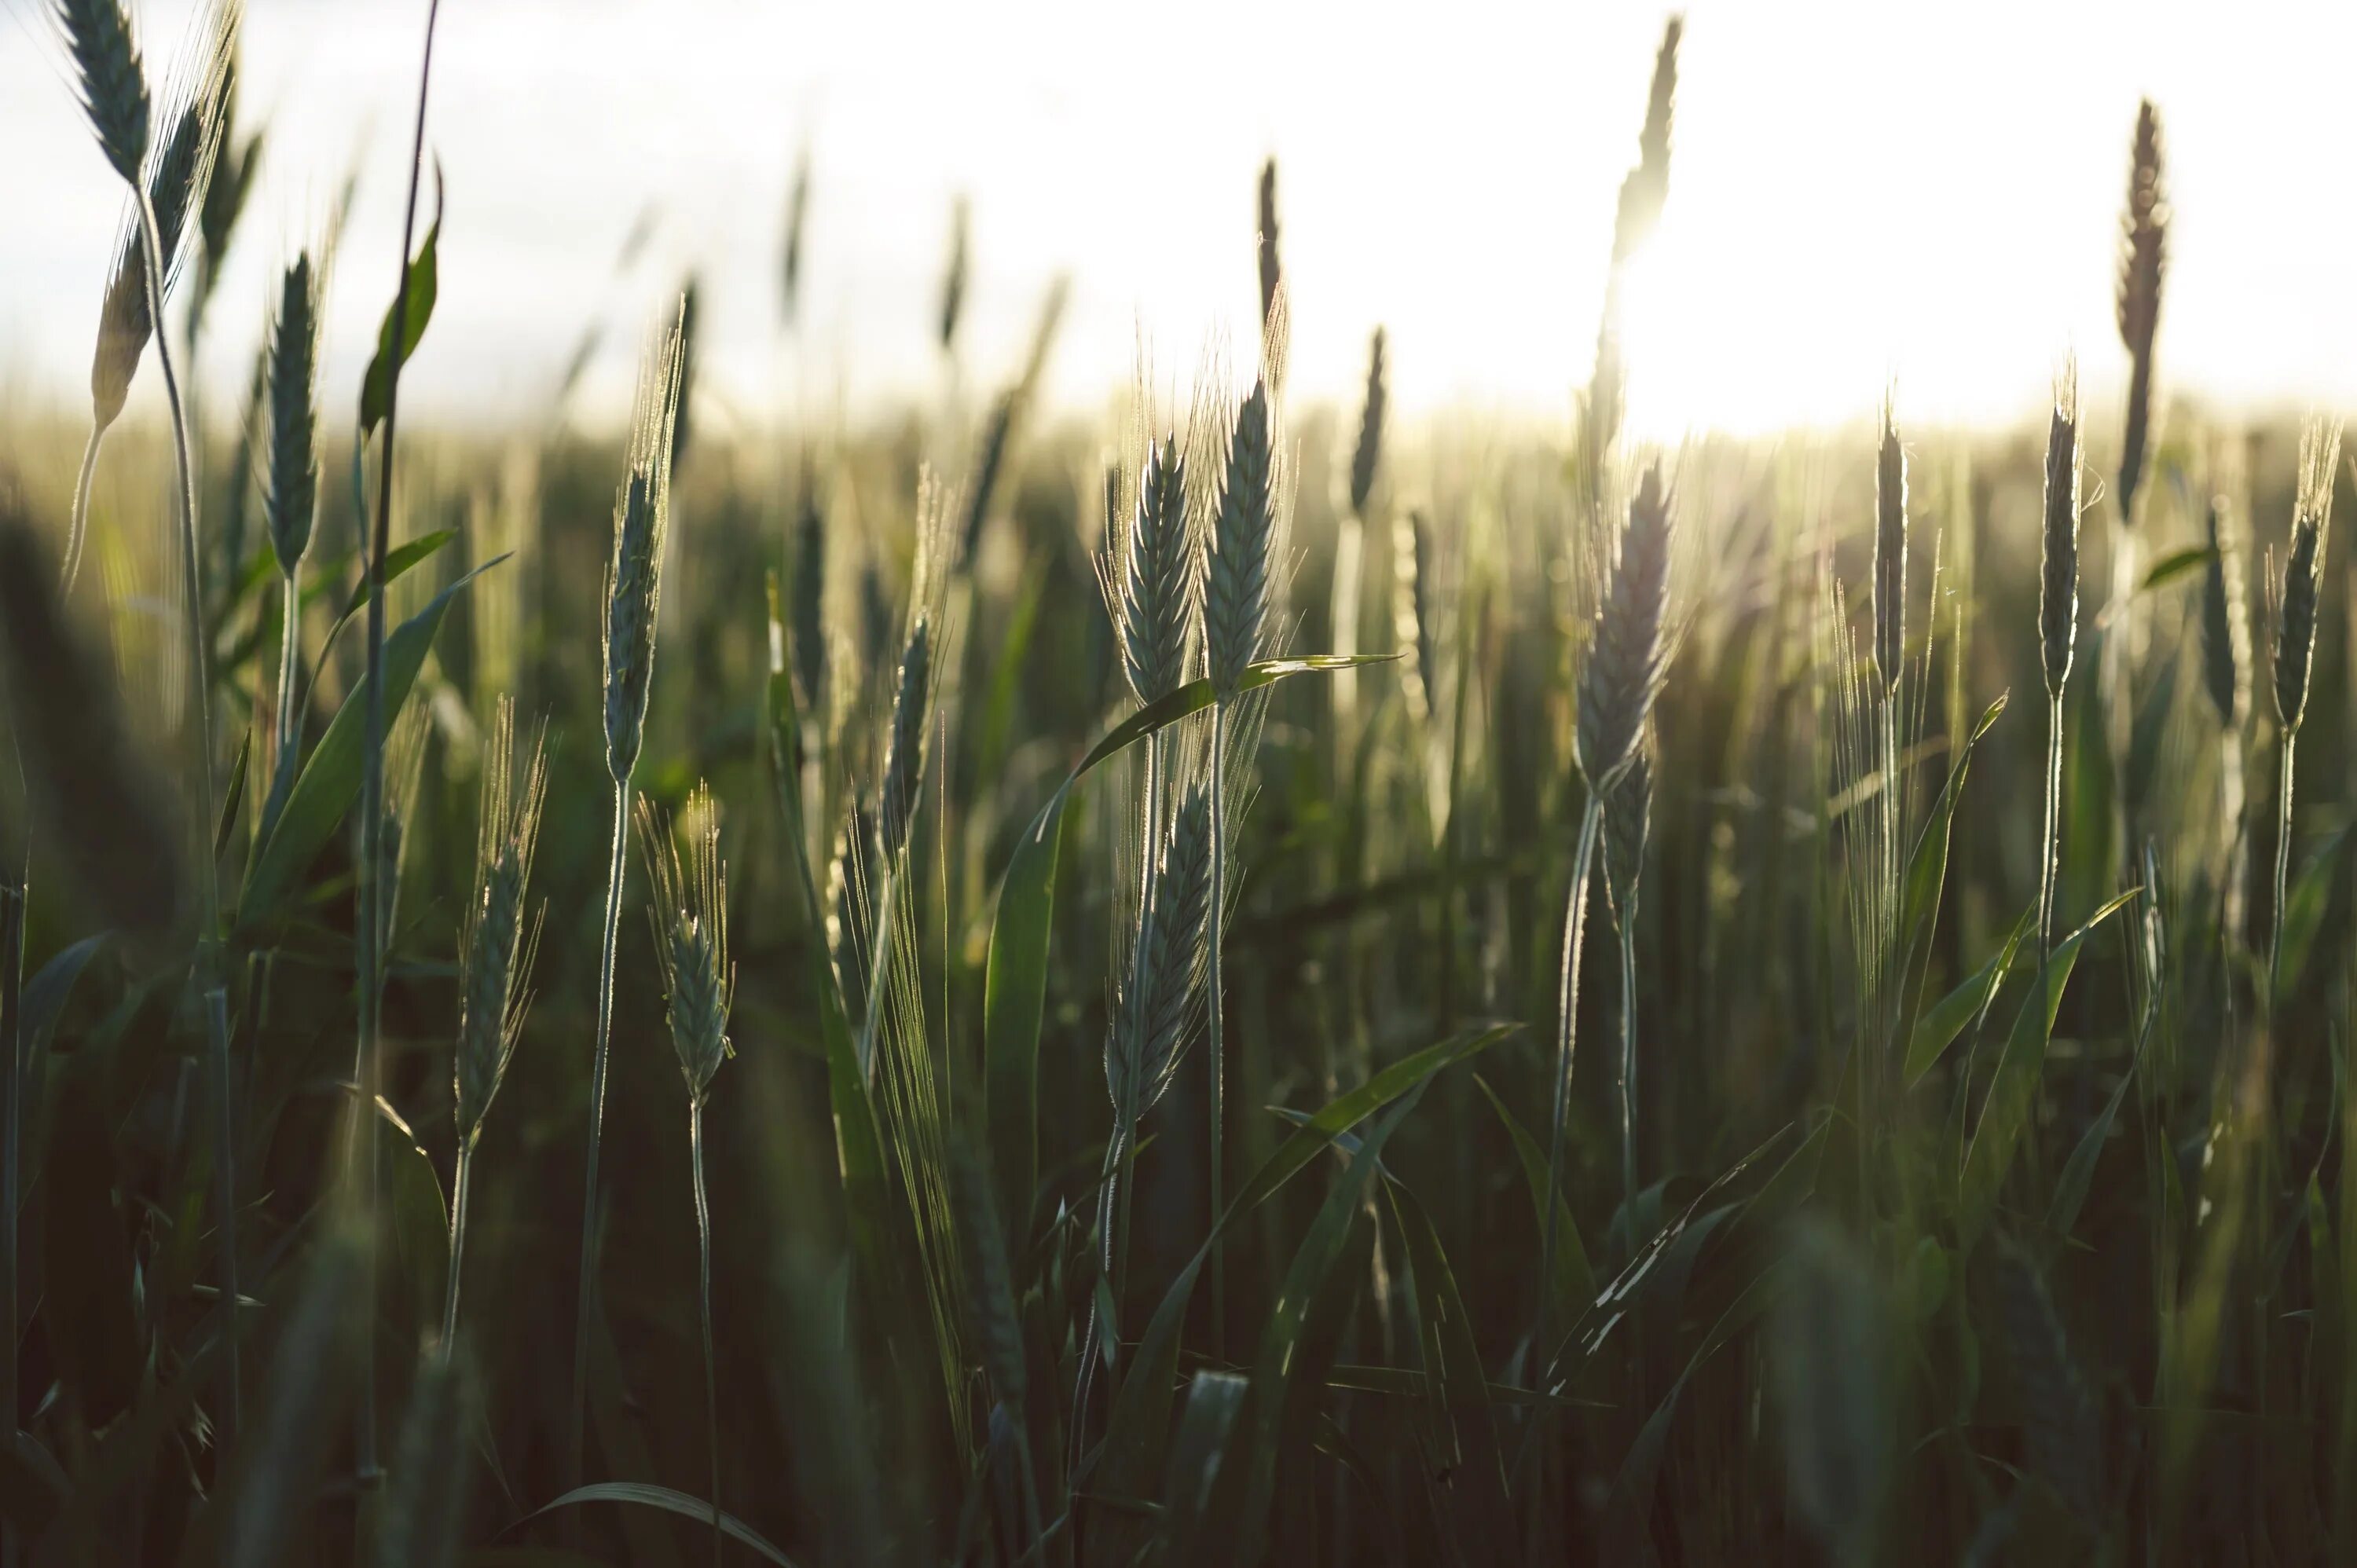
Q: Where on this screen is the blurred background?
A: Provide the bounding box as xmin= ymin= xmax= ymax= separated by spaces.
xmin=6 ymin=0 xmax=2357 ymax=439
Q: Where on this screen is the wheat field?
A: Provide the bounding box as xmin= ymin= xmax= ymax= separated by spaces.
xmin=2 ymin=3 xmax=2355 ymax=1565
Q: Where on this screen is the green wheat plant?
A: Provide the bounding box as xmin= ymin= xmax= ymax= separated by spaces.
xmin=639 ymin=783 xmax=737 ymax=1567
xmin=445 ymin=698 xmax=548 ymax=1349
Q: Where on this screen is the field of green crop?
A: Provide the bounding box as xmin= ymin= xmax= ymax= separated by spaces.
xmin=4 ymin=3 xmax=2355 ymax=1564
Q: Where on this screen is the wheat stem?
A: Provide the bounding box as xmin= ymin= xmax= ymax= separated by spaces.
xmin=2038 ymin=693 xmax=2063 ymax=959
xmin=1535 ymin=792 xmax=1604 ymax=1377
xmin=1 ymin=874 xmax=24 ymax=1498
xmin=134 ymin=175 xmax=241 ymax=1443
xmin=274 ymin=573 xmax=301 ymax=772
xmin=355 ymin=0 xmax=444 ymax=1500
xmin=570 ymin=774 xmax=629 ymax=1485
xmin=1617 ymin=912 xmax=1638 ymax=1207
xmin=63 ymin=428 xmax=103 ymax=594
xmin=442 ymin=1139 xmax=474 ymax=1351
xmin=1207 ymin=702 xmax=1228 ymax=1361
xmin=2268 ymin=732 xmax=2296 ymax=1024
xmin=691 ymin=1095 xmax=721 ymax=1568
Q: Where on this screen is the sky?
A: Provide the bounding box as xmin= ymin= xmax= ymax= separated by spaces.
xmin=2 ymin=0 xmax=2353 ymax=441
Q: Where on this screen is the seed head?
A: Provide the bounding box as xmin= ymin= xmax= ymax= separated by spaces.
xmin=640 ymin=784 xmax=735 ymax=1103
xmin=53 ymin=0 xmax=152 ymax=187
xmin=2115 ymin=101 xmax=2167 ymax=522
xmin=1350 ymin=328 xmax=1387 ymax=519
xmin=264 ymin=253 xmax=320 ymax=576
xmin=2039 ymin=368 xmax=2082 ymax=700
xmin=790 ymin=488 xmax=828 ymax=720
xmin=455 ymin=699 xmax=548 ymax=1144
xmin=1610 ymin=15 xmax=1681 ymax=267
xmin=938 ymin=196 xmax=970 ymax=355
xmin=2199 ymin=496 xmax=2246 ymax=731
xmin=878 ymin=617 xmax=932 ymax=860
xmin=1576 ymin=464 xmax=1676 ymax=790
xmin=87 ymin=2 xmax=234 ymax=431
xmin=602 ymin=301 xmax=688 ymax=783
xmin=2273 ymin=419 xmax=2341 ymax=736
xmin=1872 ymin=398 xmax=1908 ymax=691
xmin=1106 ymin=778 xmax=1215 ymax=1121
xmin=1393 ymin=508 xmax=1438 ymax=722
xmin=781 ymin=145 xmax=809 ymax=327
xmin=1206 ymin=380 xmax=1276 ymax=694
xmin=1116 ymin=434 xmax=1195 ymax=707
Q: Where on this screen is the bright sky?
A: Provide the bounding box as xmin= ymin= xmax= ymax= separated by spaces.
xmin=2 ymin=0 xmax=2352 ymax=440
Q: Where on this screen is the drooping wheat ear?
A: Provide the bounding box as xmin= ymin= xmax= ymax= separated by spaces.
xmin=603 ymin=301 xmax=689 ymax=786
xmin=780 ymin=143 xmax=810 ymax=327
xmin=1576 ymin=463 xmax=1676 ymax=790
xmin=454 ymin=699 xmax=548 ymax=1145
xmin=2039 ymin=366 xmax=2083 ymax=701
xmin=2272 ymin=419 xmax=2340 ymax=738
xmin=53 ymin=0 xmax=152 ymax=186
xmin=1206 ymin=379 xmax=1275 ymax=694
xmin=1350 ymin=328 xmax=1387 ymax=520
xmin=2115 ymin=100 xmax=2167 ymax=523
xmin=641 ymin=785 xmax=735 ymax=1103
xmin=2201 ymin=496 xmax=2248 ymax=731
xmin=264 ymin=254 xmax=320 ymax=575
xmin=878 ymin=617 xmax=932 ymax=861
xmin=1604 ymin=738 xmax=1654 ymax=931
xmin=938 ymin=195 xmax=970 ymax=355
xmin=1872 ymin=396 xmax=1908 ymax=692
xmin=1107 ymin=777 xmax=1216 ymax=1123
xmin=1995 ymin=1236 xmax=2102 ymax=1525
xmin=89 ymin=6 xmax=235 ymax=433
xmin=1116 ymin=434 xmax=1195 ymax=706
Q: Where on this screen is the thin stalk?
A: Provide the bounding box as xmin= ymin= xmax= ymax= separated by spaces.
xmin=690 ymin=1097 xmax=721 ymax=1568
xmin=1534 ymin=793 xmax=1605 ymax=1379
xmin=274 ymin=573 xmax=301 ymax=767
xmin=1207 ymin=702 xmax=1228 ymax=1362
xmin=2037 ymin=693 xmax=2064 ymax=959
xmin=1617 ymin=919 xmax=1637 ymax=1207
xmin=2268 ymin=732 xmax=2296 ymax=1024
xmin=134 ymin=181 xmax=237 ymax=1442
xmin=356 ymin=0 xmax=445 ymax=1497
xmin=441 ymin=1140 xmax=474 ymax=1350
xmin=63 ymin=430 xmax=103 ymax=595
xmin=570 ymin=775 xmax=630 ymax=1486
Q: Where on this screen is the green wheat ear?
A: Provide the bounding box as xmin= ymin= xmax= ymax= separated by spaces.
xmin=53 ymin=0 xmax=152 ymax=186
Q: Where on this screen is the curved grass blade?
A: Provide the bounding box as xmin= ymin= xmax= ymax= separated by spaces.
xmin=514 ymin=1483 xmax=799 ymax=1566
xmin=1957 ymin=889 xmax=2139 ymax=1246
xmin=1905 ymin=903 xmax=2036 ymax=1087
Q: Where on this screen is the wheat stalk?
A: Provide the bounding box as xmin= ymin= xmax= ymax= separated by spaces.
xmin=639 ymin=784 xmax=735 ymax=1567
xmin=1539 ymin=463 xmax=1676 ymax=1382
xmin=445 ymin=700 xmax=548 ymax=1350
xmin=2036 ymin=365 xmax=2081 ymax=955
xmin=572 ymin=297 xmax=688 ymax=1490
xmin=259 ymin=252 xmax=320 ymax=841
xmin=2201 ymin=485 xmax=2252 ymax=949
xmin=1201 ymin=376 xmax=1278 ymax=1357
xmin=2267 ymin=419 xmax=2340 ymax=1014
xmin=1604 ymin=736 xmax=1653 ymax=1204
